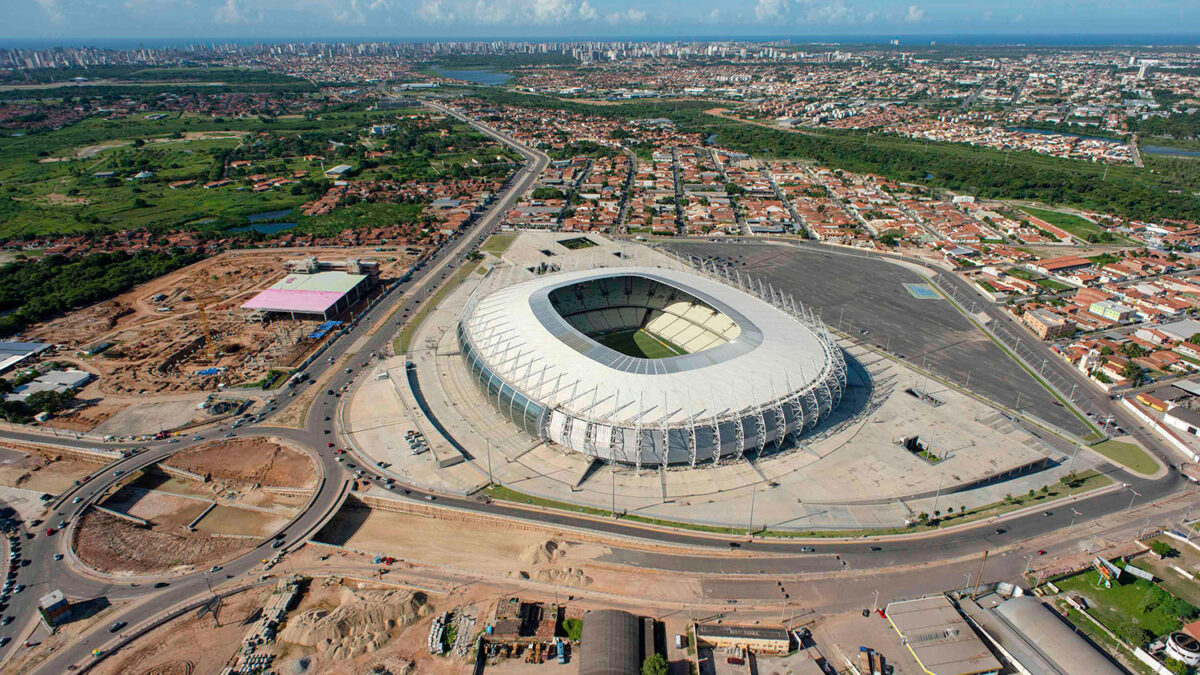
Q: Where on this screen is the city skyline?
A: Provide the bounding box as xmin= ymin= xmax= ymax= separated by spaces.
xmin=9 ymin=0 xmax=1199 ymax=41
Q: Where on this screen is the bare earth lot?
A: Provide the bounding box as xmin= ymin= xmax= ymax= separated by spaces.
xmin=163 ymin=437 xmax=315 ymax=488
xmin=92 ymin=584 xmax=272 ymax=675
xmin=73 ymin=510 xmax=249 ymax=576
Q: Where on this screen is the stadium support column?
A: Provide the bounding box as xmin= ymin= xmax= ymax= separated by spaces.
xmin=635 ymin=392 xmax=644 ymax=472
xmin=732 ymin=386 xmax=747 ymax=462
xmin=771 ymin=380 xmax=787 ymax=451
xmin=710 ymin=391 xmax=724 ymax=466
xmin=751 ymin=385 xmax=768 ymax=460
xmin=661 ymin=393 xmax=670 ymax=467
xmin=686 ymin=388 xmax=698 ymax=468
xmin=608 ymin=392 xmax=622 ymax=462
xmin=786 ymin=373 xmax=806 ymax=440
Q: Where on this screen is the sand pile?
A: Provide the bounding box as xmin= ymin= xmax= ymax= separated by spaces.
xmin=279 ymin=589 xmax=426 ymax=660
xmin=520 ymin=539 xmax=565 ymax=566
xmin=535 ymin=568 xmax=592 ymax=587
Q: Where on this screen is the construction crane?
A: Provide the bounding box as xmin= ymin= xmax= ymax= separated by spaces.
xmin=190 ymin=286 xmax=215 ymax=360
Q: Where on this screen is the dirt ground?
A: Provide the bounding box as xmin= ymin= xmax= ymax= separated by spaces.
xmin=0 ymin=443 xmax=105 ymax=494
xmin=92 ymin=585 xmax=272 ymax=675
xmin=2 ymin=597 xmax=134 ymax=674
xmin=24 ymin=247 xmax=420 ymax=401
xmin=162 ymin=437 xmax=315 ymax=488
xmin=314 ymin=502 xmax=702 ymax=603
xmin=272 ymin=577 xmax=489 ymax=675
xmin=73 ymin=509 xmax=252 ymax=576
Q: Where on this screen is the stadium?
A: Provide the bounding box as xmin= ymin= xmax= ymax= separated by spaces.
xmin=456 ymin=265 xmax=848 ymax=467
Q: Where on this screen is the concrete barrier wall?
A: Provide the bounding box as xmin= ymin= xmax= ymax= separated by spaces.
xmin=1122 ymin=397 xmax=1200 ymax=462
xmin=261 ymin=485 xmax=315 ymax=495
xmin=13 ymin=441 xmax=122 ymax=463
xmin=153 ymin=463 xmax=207 ymax=483
xmin=91 ymin=505 xmax=150 ymax=528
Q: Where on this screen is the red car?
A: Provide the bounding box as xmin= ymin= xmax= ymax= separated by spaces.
xmin=334 ymin=449 xmax=346 ymax=455
xmin=44 ymin=528 xmax=56 ymax=536
xmin=1037 ymin=549 xmax=1047 ymax=555
xmin=327 ymin=442 xmax=335 ymax=448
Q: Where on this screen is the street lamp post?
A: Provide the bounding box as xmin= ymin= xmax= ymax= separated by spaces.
xmin=747 ymin=484 xmax=758 ymax=538
xmin=1023 ymin=552 xmax=1035 ymax=575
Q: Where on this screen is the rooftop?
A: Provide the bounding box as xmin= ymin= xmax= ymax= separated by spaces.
xmin=886 ymin=596 xmax=1002 ymax=675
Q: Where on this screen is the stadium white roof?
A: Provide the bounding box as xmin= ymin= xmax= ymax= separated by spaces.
xmin=461 ymin=266 xmax=837 ymax=426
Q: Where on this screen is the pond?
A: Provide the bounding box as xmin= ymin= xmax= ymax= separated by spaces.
xmin=429 ymin=66 xmax=512 ymax=86
xmin=230 ymin=221 xmax=297 ymax=234
xmin=232 ymin=209 xmax=297 ymax=234
xmin=1140 ymin=145 xmax=1200 ymax=158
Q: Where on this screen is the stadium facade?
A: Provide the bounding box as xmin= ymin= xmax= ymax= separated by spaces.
xmin=457 ymin=264 xmax=847 ymax=467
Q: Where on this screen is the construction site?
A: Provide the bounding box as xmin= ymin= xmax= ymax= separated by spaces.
xmin=70 ymin=437 xmax=317 ymax=576
xmin=20 ymin=246 xmax=422 ymax=433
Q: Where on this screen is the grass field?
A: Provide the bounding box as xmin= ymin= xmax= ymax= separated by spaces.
xmin=1021 ymin=206 xmax=1119 ymax=242
xmin=0 ymin=106 xmax=518 ymax=237
xmin=479 ymin=233 xmax=517 ymax=256
xmin=1054 ymin=568 xmax=1197 ymax=641
xmin=597 ymin=330 xmax=687 ymax=359
xmin=1091 ymin=439 xmax=1159 ymax=475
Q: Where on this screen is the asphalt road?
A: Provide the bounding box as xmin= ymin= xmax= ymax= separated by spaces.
xmin=0 ymin=110 xmax=1190 ymax=673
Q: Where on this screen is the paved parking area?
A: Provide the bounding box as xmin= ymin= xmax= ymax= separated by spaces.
xmin=666 ymin=241 xmax=1089 ymax=438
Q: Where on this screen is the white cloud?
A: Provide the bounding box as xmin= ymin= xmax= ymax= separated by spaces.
xmin=705 ymin=8 xmax=723 ymax=23
xmin=755 ymin=0 xmax=788 ymax=22
xmin=418 ymin=0 xmax=599 ymax=25
xmin=214 ymin=0 xmax=261 ymax=24
xmin=904 ymin=4 xmax=924 ymax=23
xmin=35 ymin=0 xmax=65 ymax=24
xmin=605 ymin=7 xmax=646 ymax=25
xmin=417 ymin=0 xmax=453 ymax=21
xmin=801 ymin=0 xmax=877 ymax=25
xmin=1013 ymin=12 xmax=1025 ymax=23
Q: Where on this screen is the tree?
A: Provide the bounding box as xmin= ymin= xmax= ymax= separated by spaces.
xmin=1150 ymin=540 xmax=1177 ymax=558
xmin=1116 ymin=620 xmax=1151 ymax=646
xmin=642 ymin=654 xmax=668 ymax=675
xmin=1190 ymin=333 xmax=1200 ymax=346
xmin=1122 ymin=361 xmax=1146 ymax=386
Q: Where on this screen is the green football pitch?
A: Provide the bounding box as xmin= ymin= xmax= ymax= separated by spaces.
xmin=597 ymin=330 xmax=687 ymax=359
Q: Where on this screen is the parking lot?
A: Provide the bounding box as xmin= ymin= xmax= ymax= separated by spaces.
xmin=666 ymin=241 xmax=1089 ymax=438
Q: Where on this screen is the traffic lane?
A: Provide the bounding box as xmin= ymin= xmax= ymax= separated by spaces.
xmin=934 ymin=267 xmax=1166 ymax=458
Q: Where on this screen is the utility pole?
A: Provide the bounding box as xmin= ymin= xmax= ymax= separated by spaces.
xmin=972 ymin=550 xmax=989 ymax=599
xmin=486 ymin=439 xmax=494 ymax=485
xmin=747 ymin=484 xmax=758 ymax=538
xmin=872 ymin=589 xmax=880 ymax=612
xmin=611 ymin=460 xmax=616 ymax=518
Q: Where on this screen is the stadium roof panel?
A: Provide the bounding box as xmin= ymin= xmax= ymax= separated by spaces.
xmin=463 ymin=266 xmax=836 ymax=424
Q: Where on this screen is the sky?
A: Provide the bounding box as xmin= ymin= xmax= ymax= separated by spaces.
xmin=7 ymin=0 xmax=1198 ymax=43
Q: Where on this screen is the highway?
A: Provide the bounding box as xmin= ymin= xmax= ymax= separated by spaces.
xmin=0 ymin=106 xmax=1192 ymax=672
